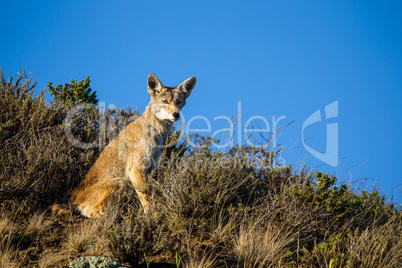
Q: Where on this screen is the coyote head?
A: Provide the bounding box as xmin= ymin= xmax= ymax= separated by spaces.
xmin=147 ymin=73 xmax=196 ymax=122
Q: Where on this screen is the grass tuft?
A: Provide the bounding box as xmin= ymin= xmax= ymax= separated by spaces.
xmin=27 ymin=212 xmax=54 ymax=237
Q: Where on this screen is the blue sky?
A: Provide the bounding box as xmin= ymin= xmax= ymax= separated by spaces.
xmin=1 ymin=1 xmax=401 ymax=203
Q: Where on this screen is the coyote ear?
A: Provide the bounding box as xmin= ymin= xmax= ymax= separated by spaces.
xmin=147 ymin=73 xmax=163 ymax=96
xmin=178 ymin=76 xmax=196 ymax=98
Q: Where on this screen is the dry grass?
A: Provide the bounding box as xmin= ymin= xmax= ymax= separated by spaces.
xmin=0 ymin=214 xmax=19 ymax=267
xmin=233 ymin=220 xmax=292 ymax=268
xmin=345 ymin=217 xmax=402 ymax=267
xmin=0 ymin=215 xmax=17 ymax=237
xmin=184 ymin=250 xmax=218 ymax=268
xmin=27 ymin=212 xmax=54 ymax=236
xmin=67 ymin=224 xmax=95 ymax=253
xmin=37 ymin=253 xmax=69 ymax=268
xmin=0 ymin=238 xmax=18 ymax=268
xmin=66 ymin=220 xmax=107 ymax=255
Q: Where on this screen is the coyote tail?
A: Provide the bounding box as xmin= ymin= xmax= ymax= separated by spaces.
xmin=51 ymin=204 xmax=73 ymax=217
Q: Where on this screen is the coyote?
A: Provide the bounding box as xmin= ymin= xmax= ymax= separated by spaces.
xmin=52 ymin=73 xmax=196 ymax=217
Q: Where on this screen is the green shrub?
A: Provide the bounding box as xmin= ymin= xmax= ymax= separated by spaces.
xmin=48 ymin=75 xmax=98 ymax=105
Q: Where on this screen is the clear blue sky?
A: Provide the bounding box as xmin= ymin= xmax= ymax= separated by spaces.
xmin=1 ymin=1 xmax=401 ymax=203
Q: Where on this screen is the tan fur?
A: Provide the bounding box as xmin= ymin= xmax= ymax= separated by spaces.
xmin=52 ymin=73 xmax=196 ymax=218
xmin=51 ymin=204 xmax=72 ymax=218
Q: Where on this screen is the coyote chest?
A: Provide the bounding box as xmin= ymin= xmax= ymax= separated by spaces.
xmin=121 ymin=120 xmax=168 ymax=179
xmin=139 ymin=126 xmax=169 ymax=176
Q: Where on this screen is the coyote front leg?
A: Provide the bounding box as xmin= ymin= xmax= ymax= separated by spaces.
xmin=127 ymin=167 xmax=150 ymax=212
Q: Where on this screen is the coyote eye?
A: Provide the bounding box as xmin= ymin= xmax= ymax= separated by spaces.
xmin=162 ymin=100 xmax=169 ymax=104
xmin=176 ymin=100 xmax=181 ymax=105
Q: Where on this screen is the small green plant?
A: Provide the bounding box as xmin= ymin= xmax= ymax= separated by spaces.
xmin=176 ymin=252 xmax=184 ymax=268
xmin=318 ymin=233 xmax=348 ymax=254
xmin=48 ymin=75 xmax=98 ymax=105
xmin=144 ymin=253 xmax=153 ymax=268
xmin=329 ymin=258 xmax=334 ymax=268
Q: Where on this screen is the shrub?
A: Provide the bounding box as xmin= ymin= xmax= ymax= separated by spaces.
xmin=47 ymin=75 xmax=98 ymax=105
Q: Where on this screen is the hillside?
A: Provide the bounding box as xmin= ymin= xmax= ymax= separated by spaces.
xmin=1 ymin=70 xmax=401 ymax=267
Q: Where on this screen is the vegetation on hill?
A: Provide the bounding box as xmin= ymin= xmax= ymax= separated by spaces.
xmin=0 ymin=69 xmax=401 ymax=267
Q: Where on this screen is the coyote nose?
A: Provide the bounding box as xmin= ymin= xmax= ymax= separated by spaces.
xmin=173 ymin=112 xmax=180 ymax=120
